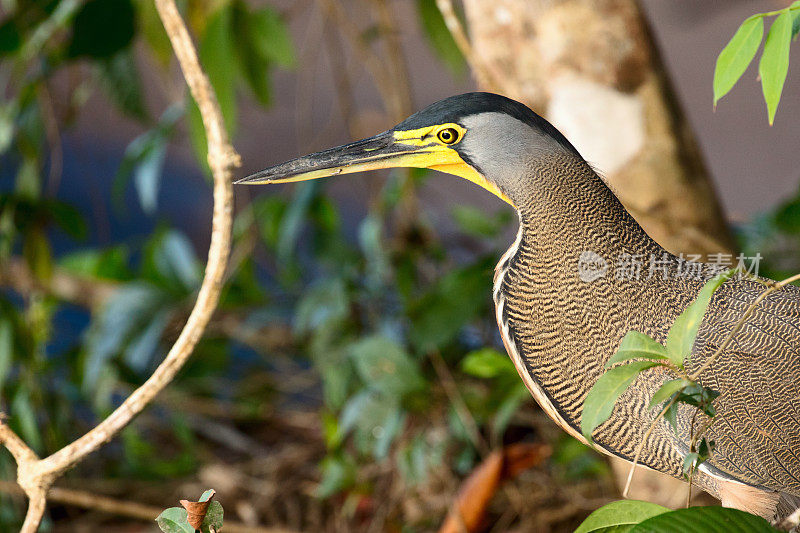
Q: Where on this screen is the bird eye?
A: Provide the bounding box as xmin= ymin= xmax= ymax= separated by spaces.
xmin=437 ymin=127 xmax=459 ymax=144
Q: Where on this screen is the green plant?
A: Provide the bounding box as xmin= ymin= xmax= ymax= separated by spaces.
xmin=156 ymin=489 xmax=223 ymax=533
xmin=713 ymin=1 xmax=800 ymax=124
xmin=575 ymin=500 xmax=779 ymax=533
xmin=582 ymin=270 xmax=735 ymax=493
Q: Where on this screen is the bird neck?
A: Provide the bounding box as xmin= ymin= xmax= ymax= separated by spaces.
xmin=509 ymin=154 xmax=663 ymax=262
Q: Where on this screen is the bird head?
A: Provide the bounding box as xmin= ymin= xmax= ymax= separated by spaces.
xmin=236 ymin=92 xmax=580 ymax=207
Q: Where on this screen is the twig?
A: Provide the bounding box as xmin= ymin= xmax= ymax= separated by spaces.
xmin=622 ymin=395 xmax=678 ymax=498
xmin=434 ymin=0 xmax=502 ymax=92
xmin=689 ymin=272 xmax=800 ymax=381
xmin=372 ymin=0 xmax=412 ymax=120
xmin=0 ymin=0 xmax=238 ymax=529
xmin=429 ymin=351 xmax=489 ymax=456
xmin=317 ymin=0 xmax=398 ymax=118
xmin=0 ymin=257 xmax=118 ymax=309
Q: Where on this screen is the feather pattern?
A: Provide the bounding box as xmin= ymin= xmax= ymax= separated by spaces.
xmin=493 ymin=151 xmax=800 ymax=519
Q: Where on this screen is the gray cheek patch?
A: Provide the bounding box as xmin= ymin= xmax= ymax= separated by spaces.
xmin=459 ymin=112 xmax=571 ymax=187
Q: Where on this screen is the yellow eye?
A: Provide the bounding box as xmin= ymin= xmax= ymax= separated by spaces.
xmin=437 ymin=127 xmax=459 ymax=144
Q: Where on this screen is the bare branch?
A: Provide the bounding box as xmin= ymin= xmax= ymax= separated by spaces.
xmin=1 ymin=0 xmax=238 ymax=529
xmin=0 ymin=257 xmax=117 ymax=309
xmin=434 ymin=0 xmax=506 ymax=94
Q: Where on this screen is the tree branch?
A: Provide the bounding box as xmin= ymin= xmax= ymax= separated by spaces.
xmin=0 ymin=0 xmax=238 ymax=529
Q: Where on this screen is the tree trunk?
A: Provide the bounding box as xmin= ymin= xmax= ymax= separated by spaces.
xmin=461 ymin=0 xmax=732 ymax=506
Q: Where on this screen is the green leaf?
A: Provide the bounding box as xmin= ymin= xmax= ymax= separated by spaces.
xmin=84 ymin=282 xmax=168 ymax=388
xmin=491 ymin=384 xmax=529 ymax=438
xmin=68 ymin=0 xmax=136 ymax=59
xmin=774 ymin=196 xmax=800 ymax=233
xmin=0 ymin=101 xmax=16 ymax=155
xmin=629 ymin=506 xmax=779 ymax=533
xmin=123 ymin=307 xmax=170 ymax=373
xmin=190 ymin=5 xmax=238 ymax=167
xmin=461 ymin=348 xmax=515 ymax=378
xmin=201 ymin=501 xmax=224 ymax=532
xmin=231 ymin=2 xmax=272 ymax=106
xmin=0 ymin=19 xmax=22 ymax=56
xmin=316 ymin=453 xmax=356 ymax=498
xmin=155 ymin=507 xmax=195 ymax=533
xmin=59 ymin=246 xmax=130 ymax=280
xmin=349 ymin=335 xmax=425 ymax=398
xmin=133 ymin=139 xmax=167 ymax=215
xmin=665 ymin=271 xmax=732 ymax=367
xmin=759 ymin=11 xmax=792 ymax=125
xmin=238 ymin=3 xmax=294 ymax=68
xmin=713 ymin=15 xmax=764 ymax=106
xmin=649 ymin=379 xmax=690 ymax=409
xmin=575 ymin=500 xmax=669 ymax=533
xmin=340 ymin=391 xmax=405 ymax=458
xmin=96 ymin=49 xmax=147 ymax=121
xmin=415 ymin=0 xmax=465 ymax=74
xmin=277 ymin=181 xmax=317 ymax=266
xmin=201 ymin=8 xmax=237 ymax=133
xmin=581 ymin=361 xmax=658 ymax=443
xmin=12 ymin=387 xmax=43 ymax=453
xmin=134 ymin=0 xmax=172 ymax=65
xmin=674 ymin=382 xmax=719 ymax=417
xmin=23 ymin=228 xmax=53 ymax=281
xmin=47 ymin=200 xmax=88 ymax=240
xmin=153 ymin=230 xmax=201 ymax=290
xmin=114 ymin=104 xmax=182 ymax=213
xmin=683 ymin=452 xmax=699 ymax=476
xmin=792 ymin=5 xmax=800 ymax=39
xmin=605 ymin=331 xmax=668 ymax=368
xmin=0 ymin=319 xmax=13 ymax=391
xmin=663 ymin=401 xmax=679 ymax=431
xmin=358 ymin=215 xmax=389 ymax=285
xmin=408 ymin=257 xmax=493 ymax=352
xmin=451 ymin=205 xmax=510 ymax=238
xmin=294 ymin=278 xmax=349 ymax=334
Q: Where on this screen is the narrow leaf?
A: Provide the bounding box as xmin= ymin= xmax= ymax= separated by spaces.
xmin=759 ymin=11 xmax=792 ymax=124
xmin=0 ymin=319 xmax=13 ymax=391
xmin=461 ymin=348 xmax=516 ymax=378
xmin=683 ymin=452 xmax=699 ymax=476
xmin=581 ymin=361 xmax=658 ymax=443
xmin=605 ymin=331 xmax=668 ymax=368
xmin=713 ymin=15 xmax=764 ymax=105
xmin=665 ymin=271 xmax=733 ymax=366
xmin=649 ymin=379 xmax=690 ymax=409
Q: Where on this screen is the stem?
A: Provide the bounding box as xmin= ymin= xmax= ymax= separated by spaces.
xmin=622 ymin=396 xmax=678 ymax=498
xmin=689 ymin=272 xmax=800 ymax=381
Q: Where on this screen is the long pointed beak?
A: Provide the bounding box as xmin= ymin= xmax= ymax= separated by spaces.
xmin=235 ymin=130 xmax=432 ymax=185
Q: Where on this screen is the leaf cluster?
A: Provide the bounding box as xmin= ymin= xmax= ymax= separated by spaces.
xmin=581 ymin=270 xmax=734 ymax=479
xmin=713 ymin=2 xmax=800 ymax=124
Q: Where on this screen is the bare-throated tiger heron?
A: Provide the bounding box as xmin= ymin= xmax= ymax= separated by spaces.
xmin=237 ymin=93 xmax=800 ymax=521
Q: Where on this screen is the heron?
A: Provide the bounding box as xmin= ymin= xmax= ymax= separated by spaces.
xmin=237 ymin=92 xmax=800 ymax=522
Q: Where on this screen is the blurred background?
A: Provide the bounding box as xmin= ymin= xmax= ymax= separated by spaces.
xmin=1 ymin=0 xmax=799 ymax=531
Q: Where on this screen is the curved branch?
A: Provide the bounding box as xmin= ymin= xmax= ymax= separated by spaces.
xmin=1 ymin=0 xmax=239 ymax=530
